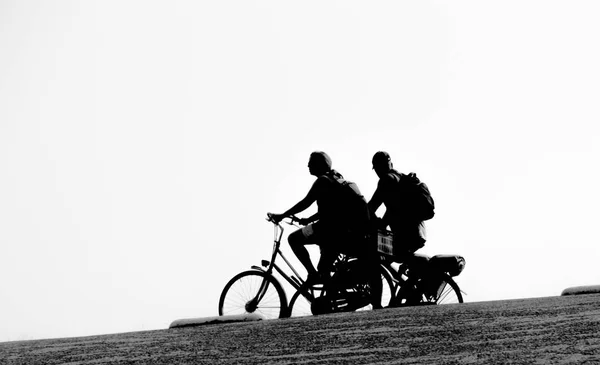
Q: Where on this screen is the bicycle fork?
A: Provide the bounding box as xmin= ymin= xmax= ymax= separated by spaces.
xmin=246 ymin=278 xmax=271 ymax=313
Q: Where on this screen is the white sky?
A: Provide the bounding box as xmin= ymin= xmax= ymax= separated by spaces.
xmin=1 ymin=1 xmax=599 ymax=342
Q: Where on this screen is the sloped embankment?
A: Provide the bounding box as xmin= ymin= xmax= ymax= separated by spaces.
xmin=2 ymin=294 xmax=600 ymax=364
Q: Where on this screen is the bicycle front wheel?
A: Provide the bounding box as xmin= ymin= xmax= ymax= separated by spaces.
xmin=218 ymin=270 xmax=287 ymax=319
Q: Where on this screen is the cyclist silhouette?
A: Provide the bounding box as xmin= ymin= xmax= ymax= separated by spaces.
xmin=271 ymin=151 xmax=382 ymax=309
xmin=368 ymin=151 xmax=427 ymax=256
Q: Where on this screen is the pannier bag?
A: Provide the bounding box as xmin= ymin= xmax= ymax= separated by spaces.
xmin=429 ymin=255 xmax=466 ymax=277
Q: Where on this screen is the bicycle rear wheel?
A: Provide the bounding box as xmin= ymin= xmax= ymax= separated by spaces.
xmin=218 ymin=270 xmax=287 ymax=319
xmin=288 ymin=287 xmax=317 ymax=317
xmin=288 ymin=266 xmax=395 ymax=316
xmin=392 ymin=272 xmax=463 ymax=306
xmin=431 ymin=273 xmax=463 ymax=304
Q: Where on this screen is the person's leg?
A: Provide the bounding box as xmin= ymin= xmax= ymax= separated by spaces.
xmin=389 ymin=221 xmax=425 ymax=257
xmin=288 ymin=228 xmax=318 ymax=277
xmin=353 ymin=233 xmax=383 ymax=309
xmin=315 ymin=225 xmax=340 ymax=276
xmin=317 ymin=245 xmax=337 ymax=275
xmin=335 ymin=230 xmax=383 ymax=309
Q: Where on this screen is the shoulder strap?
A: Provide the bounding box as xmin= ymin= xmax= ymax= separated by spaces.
xmin=324 ymin=170 xmax=346 ymax=185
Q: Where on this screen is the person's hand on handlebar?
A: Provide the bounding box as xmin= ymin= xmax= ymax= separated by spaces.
xmin=268 ymin=213 xmax=307 ymax=226
xmin=268 ymin=213 xmax=286 ymax=224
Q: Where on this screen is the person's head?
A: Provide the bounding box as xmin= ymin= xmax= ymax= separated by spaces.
xmin=372 ymin=151 xmax=393 ymax=178
xmin=308 ymin=151 xmax=332 ymax=176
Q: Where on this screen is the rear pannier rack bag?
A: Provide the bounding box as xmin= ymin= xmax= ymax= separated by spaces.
xmin=429 ymin=255 xmax=466 ymax=277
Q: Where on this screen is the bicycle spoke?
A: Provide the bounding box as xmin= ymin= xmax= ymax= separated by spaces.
xmin=435 ymin=277 xmax=462 ymax=304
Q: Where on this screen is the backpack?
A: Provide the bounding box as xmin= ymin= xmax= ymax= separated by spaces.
xmin=325 ymin=173 xmax=371 ymax=232
xmin=397 ymin=172 xmax=435 ymax=221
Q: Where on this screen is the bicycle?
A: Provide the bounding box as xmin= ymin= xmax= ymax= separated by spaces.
xmin=376 ymin=230 xmax=466 ymax=306
xmin=218 ymin=214 xmax=394 ymax=319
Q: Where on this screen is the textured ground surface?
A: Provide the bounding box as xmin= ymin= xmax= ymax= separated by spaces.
xmin=2 ymin=294 xmax=600 ymax=364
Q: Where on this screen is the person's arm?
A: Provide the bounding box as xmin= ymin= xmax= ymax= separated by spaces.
xmin=299 ymin=212 xmax=320 ymax=226
xmin=272 ymin=180 xmax=319 ymax=223
xmin=283 ymin=181 xmax=318 ymax=215
xmin=368 ymin=180 xmax=385 ymax=216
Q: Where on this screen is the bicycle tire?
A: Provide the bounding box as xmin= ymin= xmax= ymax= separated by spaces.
xmin=379 ymin=264 xmax=395 ymax=308
xmin=218 ymin=270 xmax=288 ymax=319
xmin=432 ymin=273 xmax=463 ymax=304
xmin=391 ymin=271 xmax=463 ymax=306
xmin=288 ymin=286 xmax=316 ymax=317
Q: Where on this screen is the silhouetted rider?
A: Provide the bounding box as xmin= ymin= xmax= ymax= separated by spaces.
xmin=271 ymin=151 xmax=382 ymax=309
xmin=271 ymin=152 xmax=350 ymax=282
xmin=368 ymin=151 xmax=427 ymax=256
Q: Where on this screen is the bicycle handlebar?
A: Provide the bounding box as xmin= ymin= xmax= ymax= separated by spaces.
xmin=266 ymin=213 xmax=301 ymax=226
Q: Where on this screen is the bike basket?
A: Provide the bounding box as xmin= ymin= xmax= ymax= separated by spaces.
xmin=429 ymin=255 xmax=466 ymax=277
xmin=377 ymin=230 xmax=394 ymax=256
